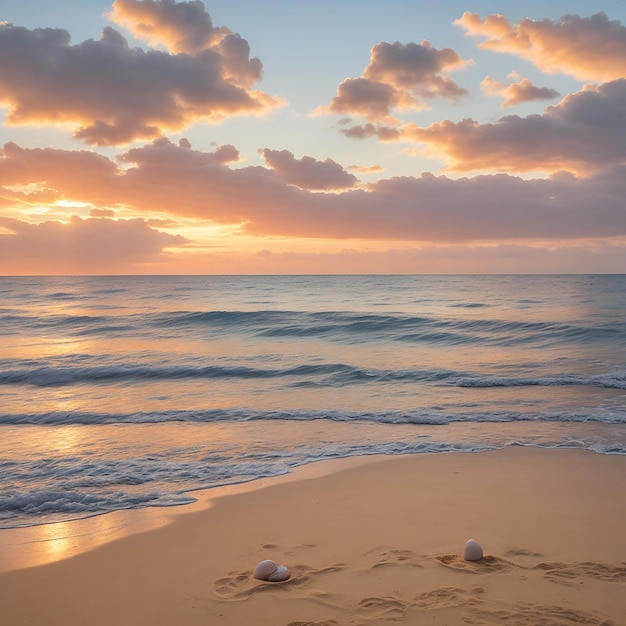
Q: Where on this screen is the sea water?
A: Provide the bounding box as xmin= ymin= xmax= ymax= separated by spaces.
xmin=1 ymin=275 xmax=624 ymax=529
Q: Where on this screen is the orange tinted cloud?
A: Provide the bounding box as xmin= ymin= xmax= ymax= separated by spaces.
xmin=401 ymin=79 xmax=626 ymax=174
xmin=2 ymin=139 xmax=625 ymax=243
xmin=0 ymin=141 xmax=119 ymax=204
xmin=259 ymin=149 xmax=358 ymax=190
xmin=319 ymin=40 xmax=470 ymax=122
xmin=0 ymin=18 xmax=281 ymax=146
xmin=0 ymin=186 xmax=60 ymax=208
xmin=108 ymin=0 xmax=227 ymax=54
xmin=108 ymin=0 xmax=263 ymax=88
xmin=456 ymin=11 xmax=626 ymax=82
xmin=348 ymin=164 xmax=384 ymax=174
xmin=90 ymin=208 xmax=116 ymax=217
xmin=481 ymin=75 xmax=560 ymax=107
xmin=0 ymin=215 xmax=187 ymax=274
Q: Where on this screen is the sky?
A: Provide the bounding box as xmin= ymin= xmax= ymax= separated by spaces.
xmin=1 ymin=0 xmax=625 ymax=274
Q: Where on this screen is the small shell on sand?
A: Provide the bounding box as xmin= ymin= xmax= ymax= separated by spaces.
xmin=253 ymin=560 xmax=278 ymax=580
xmin=267 ymin=565 xmax=291 ymax=582
xmin=463 ymin=539 xmax=484 ymax=561
xmin=253 ymin=560 xmax=291 ymax=582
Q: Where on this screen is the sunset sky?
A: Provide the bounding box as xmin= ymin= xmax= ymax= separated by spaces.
xmin=1 ymin=0 xmax=625 ymax=274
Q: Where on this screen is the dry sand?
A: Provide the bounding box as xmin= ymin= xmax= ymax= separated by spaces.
xmin=1 ymin=447 xmax=625 ymax=625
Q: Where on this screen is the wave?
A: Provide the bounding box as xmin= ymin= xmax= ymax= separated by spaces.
xmin=1 ymin=360 xmax=624 ymax=390
xmin=0 ymin=312 xmax=135 ymax=336
xmin=1 ymin=406 xmax=624 ymax=426
xmin=1 ymin=309 xmax=623 ymax=347
xmin=0 ymin=488 xmax=196 ymax=527
xmin=457 ymin=373 xmax=626 ymax=389
xmin=0 ymin=362 xmax=370 ymax=386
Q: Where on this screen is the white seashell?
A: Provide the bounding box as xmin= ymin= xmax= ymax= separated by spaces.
xmin=267 ymin=565 xmax=291 ymax=582
xmin=253 ymin=559 xmax=278 ymax=580
xmin=463 ymin=539 xmax=483 ymax=561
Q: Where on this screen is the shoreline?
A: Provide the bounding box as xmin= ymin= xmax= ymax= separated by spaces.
xmin=1 ymin=447 xmax=625 ymax=625
xmin=0 ymin=453 xmax=389 ymax=574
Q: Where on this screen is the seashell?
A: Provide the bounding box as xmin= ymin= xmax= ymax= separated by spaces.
xmin=463 ymin=539 xmax=483 ymax=561
xmin=267 ymin=565 xmax=291 ymax=582
xmin=253 ymin=559 xmax=278 ymax=580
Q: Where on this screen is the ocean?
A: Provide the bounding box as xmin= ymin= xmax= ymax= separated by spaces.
xmin=1 ymin=275 xmax=625 ymax=529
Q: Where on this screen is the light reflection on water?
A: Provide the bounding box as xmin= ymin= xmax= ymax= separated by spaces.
xmin=0 ymin=503 xmax=175 ymax=573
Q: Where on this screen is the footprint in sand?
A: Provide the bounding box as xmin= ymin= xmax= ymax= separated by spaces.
xmin=435 ymin=553 xmax=516 ymax=574
xmin=356 ymin=596 xmax=409 ymax=621
xmin=213 ymin=571 xmax=257 ymax=600
xmin=413 ymin=585 xmax=483 ymax=611
xmin=356 ymin=588 xmax=485 ymax=621
xmin=504 ymin=547 xmax=545 ymax=558
xmin=533 ymin=561 xmax=626 ymax=585
xmin=475 ymin=601 xmax=615 ymax=626
xmin=365 ymin=545 xmax=424 ymax=570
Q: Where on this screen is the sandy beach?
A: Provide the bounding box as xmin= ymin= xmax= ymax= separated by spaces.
xmin=1 ymin=447 xmax=625 ymax=626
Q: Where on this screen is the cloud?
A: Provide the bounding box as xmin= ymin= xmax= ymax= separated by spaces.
xmin=89 ymin=208 xmax=116 ymax=217
xmin=0 ymin=215 xmax=188 ymax=274
xmin=259 ymin=149 xmax=358 ymax=190
xmin=0 ymin=186 xmax=60 ymax=208
xmin=0 ymin=139 xmax=270 ymax=219
xmin=348 ymin=164 xmax=384 ymax=174
xmin=365 ymin=41 xmax=470 ymax=97
xmin=0 ymin=11 xmax=282 ymax=146
xmin=108 ymin=0 xmax=263 ymax=88
xmin=0 ymin=141 xmax=119 ymax=201
xmin=338 ymin=122 xmax=402 ymax=141
xmin=2 ymin=139 xmax=626 ymax=245
xmin=319 ymin=40 xmax=470 ymax=121
xmin=108 ymin=0 xmax=226 ymax=54
xmin=400 ymin=79 xmax=626 ymax=173
xmin=326 ymin=78 xmax=400 ymax=120
xmin=481 ymin=76 xmax=560 ymax=107
xmin=456 ymin=11 xmax=626 ymax=82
